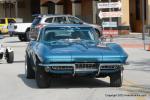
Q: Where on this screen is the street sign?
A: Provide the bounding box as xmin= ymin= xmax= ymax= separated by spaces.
xmin=97 ymin=1 xmax=122 ymax=9
xmin=102 ymin=22 xmax=117 ymax=27
xmin=99 ymin=11 xmax=122 ymax=19
xmin=102 ymin=30 xmax=118 ymax=36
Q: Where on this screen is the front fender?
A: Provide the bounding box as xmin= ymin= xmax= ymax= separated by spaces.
xmin=107 ymin=43 xmax=128 ymax=63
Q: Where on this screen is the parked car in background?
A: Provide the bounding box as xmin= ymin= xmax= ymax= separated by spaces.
xmin=0 ymin=18 xmax=16 ymax=34
xmin=25 ymin=24 xmax=128 ymax=88
xmin=8 ymin=14 xmax=102 ymax=42
xmin=0 ymin=35 xmax=14 ymax=63
xmin=30 ymin=14 xmax=102 ymax=38
xmin=8 ymin=23 xmax=32 ymax=41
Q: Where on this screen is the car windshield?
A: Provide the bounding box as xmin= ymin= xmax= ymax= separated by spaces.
xmin=43 ymin=27 xmax=97 ymax=42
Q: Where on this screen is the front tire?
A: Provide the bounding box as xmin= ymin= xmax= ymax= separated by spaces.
xmin=18 ymin=35 xmax=26 ymax=41
xmin=6 ymin=51 xmax=14 ymax=63
xmin=110 ymin=71 xmax=123 ymax=87
xmin=25 ymin=30 xmax=30 ymax=41
xmin=25 ymin=55 xmax=35 ymax=79
xmin=35 ymin=67 xmax=50 ymax=88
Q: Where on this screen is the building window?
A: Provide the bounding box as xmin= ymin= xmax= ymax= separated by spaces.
xmin=0 ymin=19 xmax=5 ymax=24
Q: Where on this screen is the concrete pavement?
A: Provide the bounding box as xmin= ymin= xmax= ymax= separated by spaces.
xmin=0 ymin=36 xmax=150 ymax=100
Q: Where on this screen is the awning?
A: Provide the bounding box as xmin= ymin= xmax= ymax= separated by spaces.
xmin=40 ymin=0 xmax=62 ymax=5
xmin=0 ymin=0 xmax=17 ymax=3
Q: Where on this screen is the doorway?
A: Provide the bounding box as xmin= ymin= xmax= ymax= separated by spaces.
xmin=129 ymin=0 xmax=147 ymax=32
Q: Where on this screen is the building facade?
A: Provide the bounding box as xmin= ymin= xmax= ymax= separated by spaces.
xmin=0 ymin=0 xmax=150 ymax=33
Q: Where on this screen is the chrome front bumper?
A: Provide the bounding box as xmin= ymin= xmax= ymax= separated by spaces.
xmin=39 ymin=63 xmax=123 ymax=76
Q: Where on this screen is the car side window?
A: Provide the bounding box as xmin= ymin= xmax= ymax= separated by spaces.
xmin=0 ymin=19 xmax=6 ymax=24
xmin=8 ymin=19 xmax=16 ymax=23
xmin=45 ymin=18 xmax=53 ymax=23
xmin=54 ymin=17 xmax=67 ymax=24
xmin=68 ymin=17 xmax=82 ymax=24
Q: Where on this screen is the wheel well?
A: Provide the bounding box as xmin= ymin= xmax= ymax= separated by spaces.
xmin=26 ymin=28 xmax=30 ymax=32
xmin=35 ymin=55 xmax=41 ymax=64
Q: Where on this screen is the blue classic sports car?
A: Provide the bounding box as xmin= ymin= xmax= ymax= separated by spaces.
xmin=25 ymin=24 xmax=128 ymax=88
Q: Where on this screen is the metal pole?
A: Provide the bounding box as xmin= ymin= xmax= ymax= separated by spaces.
xmin=9 ymin=3 xmax=11 ymax=17
xmin=4 ymin=1 xmax=6 ymax=17
xmin=15 ymin=0 xmax=18 ymax=17
xmin=109 ymin=0 xmax=113 ymax=42
xmin=109 ymin=0 xmax=112 ymax=22
xmin=142 ymin=0 xmax=145 ymax=40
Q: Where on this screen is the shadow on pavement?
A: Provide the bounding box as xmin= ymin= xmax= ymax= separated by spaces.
xmin=5 ymin=41 xmax=21 ymax=43
xmin=14 ymin=60 xmax=25 ymax=63
xmin=18 ymin=74 xmax=110 ymax=89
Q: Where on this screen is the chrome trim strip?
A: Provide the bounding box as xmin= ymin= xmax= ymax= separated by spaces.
xmin=100 ymin=63 xmax=123 ymax=66
xmin=76 ymin=69 xmax=98 ymax=72
xmin=39 ymin=63 xmax=123 ymax=67
xmin=73 ymin=65 xmax=76 ymax=76
xmin=97 ymin=64 xmax=101 ymax=76
xmin=40 ymin=63 xmax=123 ymax=76
xmin=39 ymin=64 xmax=75 ymax=67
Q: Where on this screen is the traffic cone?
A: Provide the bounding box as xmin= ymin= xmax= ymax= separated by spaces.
xmin=146 ymin=44 xmax=150 ymax=51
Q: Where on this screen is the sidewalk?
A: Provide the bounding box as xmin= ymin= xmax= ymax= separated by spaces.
xmin=113 ymin=33 xmax=145 ymax=49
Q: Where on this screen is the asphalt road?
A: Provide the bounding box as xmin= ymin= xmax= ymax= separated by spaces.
xmin=0 ymin=36 xmax=150 ymax=100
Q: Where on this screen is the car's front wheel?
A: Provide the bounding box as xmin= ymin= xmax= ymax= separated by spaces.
xmin=25 ymin=55 xmax=35 ymax=79
xmin=25 ymin=30 xmax=30 ymax=41
xmin=18 ymin=35 xmax=26 ymax=41
xmin=35 ymin=67 xmax=50 ymax=88
xmin=110 ymin=71 xmax=123 ymax=87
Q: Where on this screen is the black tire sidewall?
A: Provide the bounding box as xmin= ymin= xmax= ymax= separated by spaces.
xmin=18 ymin=35 xmax=26 ymax=41
xmin=25 ymin=54 xmax=35 ymax=79
xmin=110 ymin=71 xmax=122 ymax=87
xmin=25 ymin=30 xmax=30 ymax=41
xmin=35 ymin=67 xmax=50 ymax=88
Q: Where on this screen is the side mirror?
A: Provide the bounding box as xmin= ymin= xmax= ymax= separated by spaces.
xmin=100 ymin=36 xmax=106 ymax=43
xmin=0 ymin=35 xmax=4 ymax=39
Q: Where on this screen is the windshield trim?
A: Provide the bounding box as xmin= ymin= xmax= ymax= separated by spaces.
xmin=41 ymin=26 xmax=98 ymax=42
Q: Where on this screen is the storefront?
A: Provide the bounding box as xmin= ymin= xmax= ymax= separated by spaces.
xmin=0 ymin=0 xmax=150 ymax=33
xmin=40 ymin=0 xmax=150 ymax=33
xmin=40 ymin=0 xmax=93 ymax=23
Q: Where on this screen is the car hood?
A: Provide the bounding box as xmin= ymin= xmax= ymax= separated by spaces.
xmin=37 ymin=41 xmax=128 ymax=63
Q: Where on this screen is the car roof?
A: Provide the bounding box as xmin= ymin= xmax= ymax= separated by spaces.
xmin=44 ymin=24 xmax=93 ymax=28
xmin=33 ymin=14 xmax=74 ymax=18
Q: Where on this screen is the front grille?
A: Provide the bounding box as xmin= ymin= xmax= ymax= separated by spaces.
xmin=100 ymin=65 xmax=120 ymax=70
xmin=51 ymin=66 xmax=74 ymax=71
xmin=50 ymin=63 xmax=99 ymax=71
xmin=75 ymin=63 xmax=99 ymax=70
